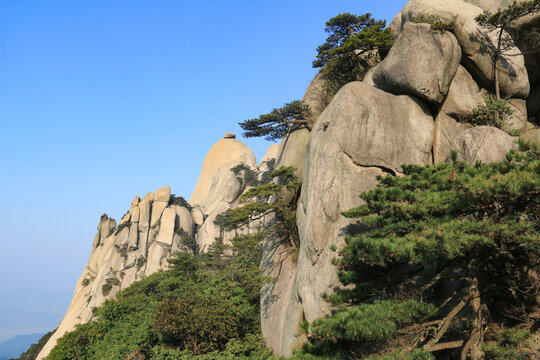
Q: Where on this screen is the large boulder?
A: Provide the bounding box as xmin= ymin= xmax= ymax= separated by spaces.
xmin=372 ymin=22 xmax=461 ymax=103
xmin=189 ymin=133 xmax=256 ymax=214
xmin=391 ymin=0 xmax=530 ymax=98
xmin=277 ymin=83 xmax=434 ymax=356
xmin=455 ymin=126 xmax=516 ymax=163
xmin=442 ymin=65 xmax=489 ymax=118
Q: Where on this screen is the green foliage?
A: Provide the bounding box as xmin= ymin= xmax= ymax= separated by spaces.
xmin=48 ymin=228 xmax=268 ymax=360
xmin=239 ymin=100 xmax=311 ymax=141
xmin=114 ymin=243 xmax=129 ymax=260
xmin=81 ymin=278 xmax=91 ymax=287
xmin=101 ymin=276 xmax=120 ymax=296
xmin=12 ymin=330 xmax=56 ymax=360
xmin=471 ymin=95 xmax=514 ymax=129
xmin=313 ymin=13 xmax=391 ymax=69
xmin=476 ymin=0 xmax=540 ymax=30
xmin=308 ymin=300 xmax=436 ymax=343
xmin=365 ymin=349 xmax=435 ymax=360
xmin=483 ymin=328 xmax=532 ymax=360
xmin=115 ymin=220 xmax=131 ymax=235
xmin=215 ymin=166 xmax=301 ymax=249
xmin=169 ymin=194 xmax=191 ymax=209
xmin=410 ymin=15 xmax=455 ymax=32
xmin=136 ymin=256 xmax=146 ymax=270
xmin=175 ymin=227 xmax=198 ymax=254
xmin=313 ymin=13 xmax=392 ymax=94
xmin=231 ymin=164 xmax=259 ymax=188
xmin=299 ymin=150 xmax=539 ymax=359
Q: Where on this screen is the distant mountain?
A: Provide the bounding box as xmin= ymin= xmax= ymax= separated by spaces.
xmin=0 ymin=333 xmax=44 ymax=360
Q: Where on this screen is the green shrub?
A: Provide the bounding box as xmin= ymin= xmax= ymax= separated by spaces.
xmin=411 ymin=15 xmax=455 ymax=31
xmin=471 ymin=95 xmax=514 ymax=129
xmin=169 ymin=194 xmax=191 ymax=209
xmin=101 ymin=277 xmax=120 ymax=297
xmin=115 ymin=220 xmax=132 ymax=235
xmin=231 ymin=164 xmax=259 ymax=188
xmin=175 ymin=227 xmax=198 ymax=254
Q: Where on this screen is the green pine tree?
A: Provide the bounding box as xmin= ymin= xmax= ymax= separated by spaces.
xmin=300 ymin=144 xmax=539 ymax=359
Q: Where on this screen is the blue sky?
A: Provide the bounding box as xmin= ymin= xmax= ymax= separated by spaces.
xmin=0 ymin=0 xmax=409 ymax=342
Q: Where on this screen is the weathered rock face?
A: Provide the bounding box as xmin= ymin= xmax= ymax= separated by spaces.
xmin=442 ymin=65 xmax=489 ymax=118
xmin=190 ymin=133 xmax=256 ymax=214
xmin=433 ymin=112 xmax=471 ymax=163
xmin=391 ymin=0 xmax=530 ymax=98
xmin=37 ymin=185 xmax=194 ymax=360
xmin=455 ymin=126 xmax=517 ymax=163
xmin=372 ymin=22 xmax=461 ymax=103
xmin=296 ymin=82 xmax=434 ymax=326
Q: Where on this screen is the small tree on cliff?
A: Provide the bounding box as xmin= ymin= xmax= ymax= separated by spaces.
xmin=313 ymin=13 xmax=393 ymax=91
xmin=476 ymin=0 xmax=540 ymax=100
xmin=301 ymin=144 xmax=540 ymax=359
xmin=238 ymin=100 xmax=310 ymax=142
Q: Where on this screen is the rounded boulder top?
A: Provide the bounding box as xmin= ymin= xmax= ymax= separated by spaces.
xmin=223 ymin=132 xmax=236 ymax=139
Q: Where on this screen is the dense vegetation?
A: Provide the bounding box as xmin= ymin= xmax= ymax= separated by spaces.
xmin=296 ymin=144 xmax=539 ymax=359
xmin=46 ymin=233 xmax=272 ymax=360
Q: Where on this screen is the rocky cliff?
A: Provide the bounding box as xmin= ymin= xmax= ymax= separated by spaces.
xmin=261 ymin=0 xmax=540 ymax=356
xmin=39 ymin=0 xmax=540 ymax=358
xmin=37 ymin=134 xmax=278 ymax=360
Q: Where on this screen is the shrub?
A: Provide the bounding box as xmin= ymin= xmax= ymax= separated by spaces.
xmin=169 ymin=194 xmax=191 ymax=209
xmin=231 ymin=164 xmax=259 ymax=188
xmin=471 ymin=95 xmax=514 ymax=129
xmin=102 ymin=277 xmax=120 ymax=297
xmin=411 ymin=15 xmax=455 ymax=32
xmin=115 ymin=220 xmax=132 ymax=235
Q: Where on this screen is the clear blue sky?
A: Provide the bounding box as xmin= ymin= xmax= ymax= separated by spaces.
xmin=0 ymin=0 xmax=409 ymax=342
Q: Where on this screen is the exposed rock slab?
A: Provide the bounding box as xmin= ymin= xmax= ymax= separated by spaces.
xmin=372 ymin=22 xmax=461 ymax=103
xmin=154 ymin=185 xmax=171 ymax=202
xmin=274 ymin=128 xmax=310 ymax=177
xmin=261 ymin=237 xmax=304 ymax=357
xmin=455 ymin=125 xmax=516 ymax=163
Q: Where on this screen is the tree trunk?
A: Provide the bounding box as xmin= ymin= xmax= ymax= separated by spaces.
xmin=432 ymin=115 xmax=440 ymax=164
xmin=494 ymin=28 xmax=504 ymax=101
xmin=461 ymin=260 xmax=485 ymax=360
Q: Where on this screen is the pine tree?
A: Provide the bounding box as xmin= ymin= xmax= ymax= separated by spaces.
xmin=238 ymin=100 xmax=310 ymax=142
xmin=300 ymin=144 xmax=539 ymax=359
